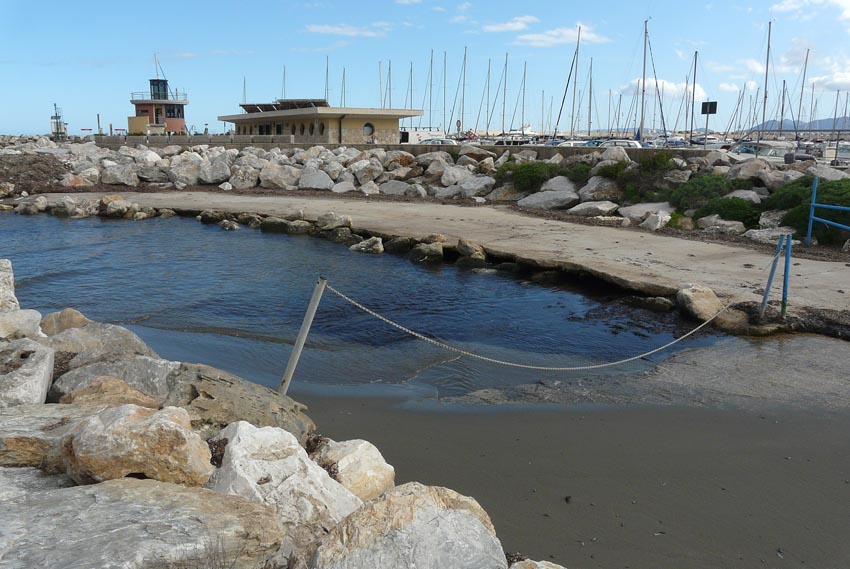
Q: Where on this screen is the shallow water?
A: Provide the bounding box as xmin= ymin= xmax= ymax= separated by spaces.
xmin=2 ymin=212 xmax=723 ymax=397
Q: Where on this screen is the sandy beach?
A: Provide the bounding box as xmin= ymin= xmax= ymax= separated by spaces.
xmin=299 ymin=392 xmax=850 ymax=568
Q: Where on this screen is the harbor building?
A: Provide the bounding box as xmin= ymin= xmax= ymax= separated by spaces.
xmin=128 ymin=77 xmax=188 ymax=135
xmin=218 ymin=99 xmax=422 ymax=145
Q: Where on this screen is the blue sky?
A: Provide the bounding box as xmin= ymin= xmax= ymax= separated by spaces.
xmin=3 ymin=0 xmax=850 ymax=135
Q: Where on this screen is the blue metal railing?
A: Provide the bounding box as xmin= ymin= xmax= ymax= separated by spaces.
xmin=806 ymin=176 xmax=850 ymax=246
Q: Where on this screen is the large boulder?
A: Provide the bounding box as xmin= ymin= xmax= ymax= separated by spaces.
xmin=0 ymin=466 xmax=74 ymax=501
xmin=40 ymin=308 xmax=93 ymax=336
xmin=349 ymin=159 xmax=384 ymax=185
xmin=309 ymin=482 xmax=507 ymax=569
xmin=0 ymin=478 xmax=284 ymax=568
xmin=517 ymin=187 xmax=580 ymax=210
xmin=697 ymin=214 xmax=746 ymax=235
xmin=441 ymin=165 xmax=475 ymax=187
xmin=379 ymin=180 xmax=414 ymax=196
xmin=0 ymin=259 xmax=20 ymax=312
xmin=198 ymin=158 xmax=232 ymax=185
xmin=726 ymin=158 xmax=771 ymax=182
xmin=349 ymin=237 xmax=384 ymax=254
xmin=61 ymin=404 xmax=212 ymax=486
xmin=42 ymin=322 xmax=158 ymax=360
xmin=415 ymin=151 xmax=454 ymax=167
xmin=257 ymin=163 xmax=301 ymax=189
xmin=59 ymin=375 xmax=160 ymax=408
xmin=101 ymin=164 xmax=139 ymax=187
xmin=459 ymin=176 xmax=496 ymax=197
xmin=459 ymin=145 xmax=496 ymax=161
xmin=299 ymin=167 xmax=335 ymax=191
xmin=639 ymin=211 xmax=672 ymax=231
xmin=0 ymin=339 xmax=54 ymax=408
xmin=677 ymin=284 xmax=724 ymax=322
xmin=725 ymin=189 xmax=761 ymax=204
xmin=163 ymin=363 xmax=315 ymax=443
xmin=408 ymin=242 xmax=444 ymax=263
xmin=743 ymin=227 xmax=796 ymax=245
xmin=806 ymin=163 xmax=849 ymax=181
xmin=511 ymin=561 xmax=567 ymax=569
xmin=600 ymin=146 xmax=630 ymax=162
xmin=578 ymin=176 xmax=624 ymax=203
xmin=228 ymin=164 xmax=260 ymax=189
xmin=168 ymin=155 xmax=203 ymax=187
xmin=759 ymin=210 xmax=788 ymax=229
xmin=311 ymin=439 xmax=395 ymax=502
xmin=208 ymin=421 xmax=362 ymax=563
xmin=566 ymin=200 xmax=619 ymax=217
xmin=315 ymin=212 xmax=352 ymax=231
xmin=0 ymin=309 xmax=42 ymax=341
xmin=383 ymin=150 xmax=417 ymax=168
xmin=618 ymin=202 xmax=674 ymax=224
xmin=0 ymin=403 xmax=109 ymax=472
xmin=49 ymin=355 xmax=179 ymax=402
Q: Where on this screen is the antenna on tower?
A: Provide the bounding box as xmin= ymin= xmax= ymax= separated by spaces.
xmin=155 ymin=53 xmax=159 ymax=79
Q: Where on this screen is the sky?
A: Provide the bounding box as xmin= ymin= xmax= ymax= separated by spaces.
xmin=3 ymin=0 xmax=850 ymax=136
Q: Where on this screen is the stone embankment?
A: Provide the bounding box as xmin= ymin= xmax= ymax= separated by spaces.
xmin=0 ymin=259 xmax=561 ymax=568
xmin=2 ymin=134 xmax=847 ymax=249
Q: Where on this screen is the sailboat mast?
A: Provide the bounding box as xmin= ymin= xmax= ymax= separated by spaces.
xmin=409 ymin=62 xmax=414 ymax=129
xmin=587 ymin=58 xmax=593 ymax=136
xmin=379 ymin=62 xmax=383 ymax=108
xmin=779 ymin=79 xmax=786 ymax=137
xmin=388 ymin=60 xmax=392 ymax=109
xmin=797 ymin=48 xmax=809 ymax=139
xmin=521 ymin=61 xmax=527 ymax=136
xmin=461 ymin=46 xmax=467 ymax=135
xmin=639 ymin=19 xmax=648 ymax=139
xmin=757 ymin=20 xmax=772 ymax=145
xmin=443 ymin=51 xmax=447 ymax=133
xmin=831 ymin=90 xmax=841 ymax=162
xmin=608 ymin=89 xmax=612 ymax=137
xmin=486 ymin=59 xmax=491 ymax=134
xmin=325 ymin=56 xmax=329 ymax=101
xmin=341 ymin=67 xmax=346 ymax=107
xmin=502 ymin=53 xmax=508 ymax=136
xmin=570 ymin=26 xmax=581 ymax=138
xmin=810 ymin=81 xmax=815 ymax=128
xmin=689 ymin=51 xmax=697 ymax=145
xmin=429 ymin=50 xmax=434 ymax=128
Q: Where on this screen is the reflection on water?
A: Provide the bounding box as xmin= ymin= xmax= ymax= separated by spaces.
xmin=2 ymin=213 xmax=722 ymax=396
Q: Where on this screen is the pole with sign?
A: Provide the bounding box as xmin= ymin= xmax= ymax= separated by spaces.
xmin=701 ymin=101 xmax=717 ymax=148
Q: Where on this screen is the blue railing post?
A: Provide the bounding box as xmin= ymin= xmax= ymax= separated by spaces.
xmin=781 ymin=235 xmax=793 ymax=319
xmin=806 ymin=177 xmax=819 ymax=247
xmin=759 ymin=236 xmax=786 ymax=319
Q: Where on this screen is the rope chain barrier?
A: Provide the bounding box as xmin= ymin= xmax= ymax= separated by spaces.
xmin=322 ymin=245 xmax=786 ymax=372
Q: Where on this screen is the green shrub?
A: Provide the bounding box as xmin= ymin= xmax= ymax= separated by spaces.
xmin=594 ymin=161 xmax=631 ymax=180
xmin=562 ymin=163 xmax=592 ymax=185
xmin=637 ymin=150 xmax=675 ymax=174
xmin=761 ymin=175 xmax=815 ymax=211
xmin=495 ymin=162 xmax=561 ymax=193
xmin=778 ymin=178 xmax=850 ymax=244
xmin=695 ymin=197 xmax=760 ymax=228
xmin=669 ymin=175 xmax=733 ymax=211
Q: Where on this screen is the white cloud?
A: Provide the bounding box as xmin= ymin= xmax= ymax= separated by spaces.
xmin=719 ymin=82 xmax=740 ymax=93
xmin=482 ymin=15 xmax=538 ymax=32
xmin=619 ymin=78 xmax=707 ymax=102
xmin=395 ymin=0 xmax=421 ymax=3
xmin=305 ymin=22 xmax=391 ymax=37
xmin=458 ymin=2 xmax=472 ymax=10
xmin=434 ymin=6 xmax=446 ymax=11
xmin=514 ymin=22 xmax=608 ymax=47
xmin=449 ymin=14 xmax=470 ymax=23
xmin=771 ymin=0 xmax=850 ymax=26
xmin=707 ymin=62 xmax=734 ymax=72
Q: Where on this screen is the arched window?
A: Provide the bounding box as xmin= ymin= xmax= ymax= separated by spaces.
xmin=309 ymin=122 xmax=315 ymax=136
xmin=299 ymin=123 xmax=305 ymax=136
xmin=291 ymin=124 xmax=296 ymax=135
xmin=319 ymin=122 xmax=325 ymax=136
xmin=363 ymin=123 xmax=375 ymax=136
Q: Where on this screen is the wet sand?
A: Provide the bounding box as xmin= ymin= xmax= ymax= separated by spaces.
xmin=297 ymin=392 xmax=850 ymax=569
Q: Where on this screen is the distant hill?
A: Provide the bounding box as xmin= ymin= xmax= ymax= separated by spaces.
xmin=753 ymin=117 xmax=850 ymax=131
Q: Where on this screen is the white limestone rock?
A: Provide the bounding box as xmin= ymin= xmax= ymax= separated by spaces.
xmin=311 ymin=439 xmax=395 ymax=502
xmin=331 ymin=181 xmax=357 ymax=194
xmin=0 ymin=309 xmax=42 ymax=341
xmin=61 ymin=404 xmax=213 ymax=486
xmin=578 ymin=176 xmax=623 ymax=203
xmin=198 ymin=158 xmax=232 ymax=184
xmin=0 ymin=478 xmax=284 ymax=569
xmin=806 ymin=163 xmax=849 ymax=181
xmin=697 ymin=214 xmax=746 ymax=235
xmin=379 ymin=180 xmax=414 ymax=196
xmin=725 ymin=189 xmax=762 ymax=204
xmin=101 ymin=164 xmax=140 ymax=186
xmin=743 ymin=227 xmax=797 ymax=245
xmin=261 ymin=163 xmax=302 ymax=188
xmin=567 ymin=200 xmax=619 ymax=217
xmin=228 ymin=164 xmax=260 ymax=190
xmin=316 ymin=212 xmax=352 ymax=231
xmin=459 ymin=175 xmax=496 ymax=198
xmin=49 ymin=355 xmax=178 ymax=401
xmin=677 ymin=284 xmax=724 ymax=322
xmin=349 ymin=237 xmax=384 ymax=254
xmin=517 ymin=187 xmax=580 ymax=210
xmin=0 ymin=339 xmax=54 ymax=408
xmin=208 ymin=422 xmax=362 ymax=563
xmin=639 ymin=211 xmax=672 ymax=231
xmin=618 ymin=202 xmax=674 ymax=224
xmin=309 ymin=482 xmax=507 ymax=569
xmin=299 ymin=167 xmax=335 ymax=191
xmin=0 ymin=466 xmax=74 ymax=501
xmin=441 ymin=165 xmax=475 ymax=187
xmin=600 ymin=146 xmax=630 ymax=162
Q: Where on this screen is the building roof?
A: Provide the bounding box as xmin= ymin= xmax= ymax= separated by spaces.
xmin=218 ymin=104 xmax=423 ymax=123
xmin=240 ymin=99 xmax=331 ymax=113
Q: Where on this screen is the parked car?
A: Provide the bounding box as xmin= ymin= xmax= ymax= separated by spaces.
xmin=598 ymin=139 xmax=643 ymax=148
xmin=419 ymin=138 xmax=459 ymax=145
xmin=557 ymin=140 xmax=589 ymax=148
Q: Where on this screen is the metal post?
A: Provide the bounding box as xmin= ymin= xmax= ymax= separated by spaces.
xmin=781 ymin=235 xmax=793 ymax=319
xmin=279 ymin=277 xmax=328 ymax=396
xmin=759 ymin=237 xmax=785 ymax=319
xmin=806 ymin=176 xmax=819 ymax=247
